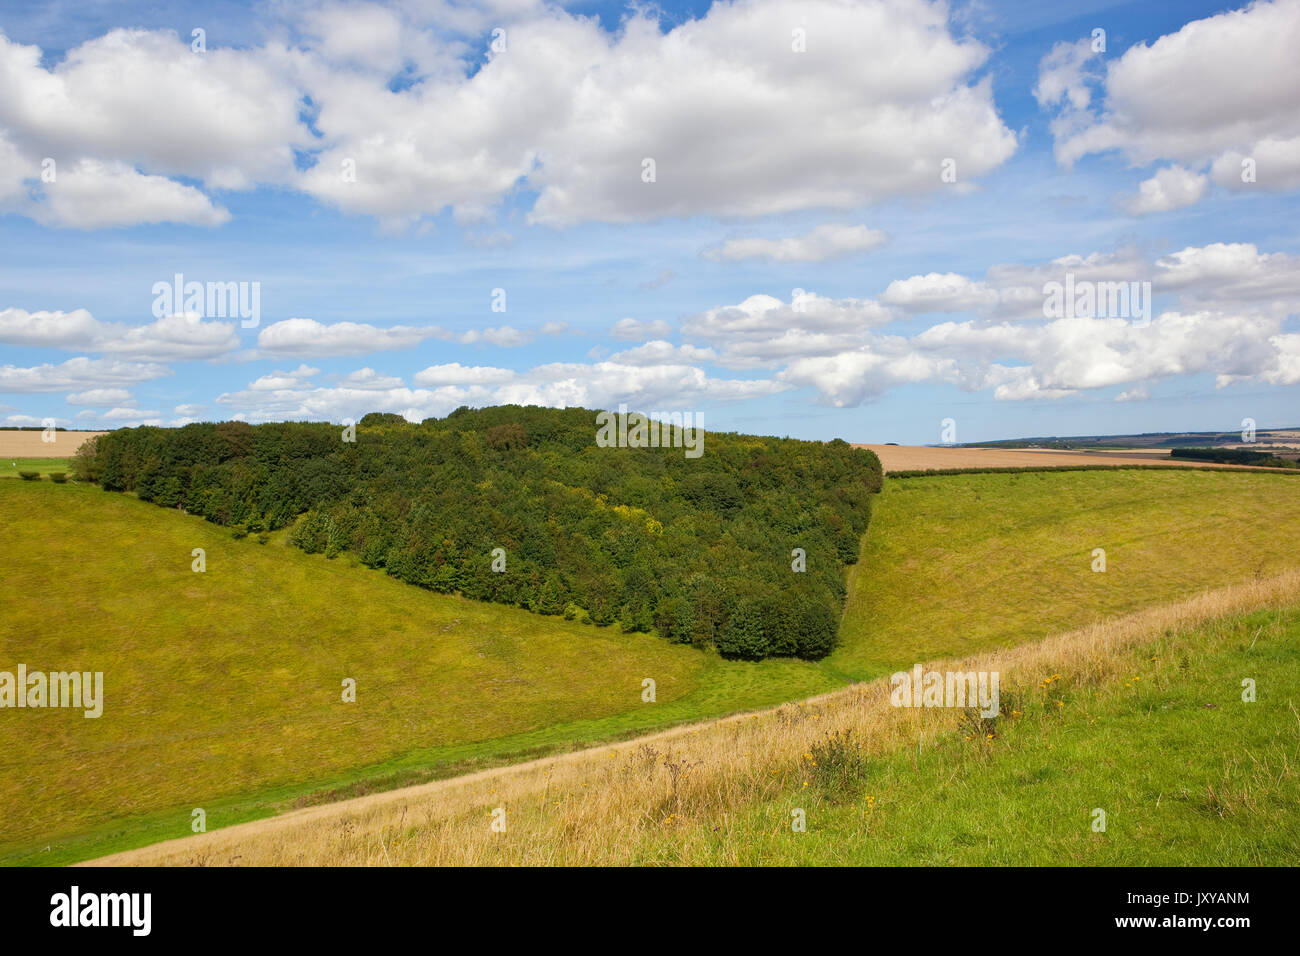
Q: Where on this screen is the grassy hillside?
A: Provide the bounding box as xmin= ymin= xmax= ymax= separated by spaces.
xmin=1 ymin=457 xmax=70 ymax=478
xmin=94 ymin=571 xmax=1300 ymax=865
xmin=6 ymin=465 xmax=1300 ymax=864
xmin=0 ymin=481 xmax=837 ymax=865
xmin=834 ymin=469 xmax=1300 ymax=679
xmin=675 ymin=606 xmax=1299 ymax=865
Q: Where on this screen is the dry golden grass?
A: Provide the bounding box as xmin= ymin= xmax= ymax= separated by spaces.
xmin=90 ymin=566 xmax=1300 ymax=867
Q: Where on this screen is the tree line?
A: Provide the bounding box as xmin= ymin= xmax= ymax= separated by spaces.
xmin=1169 ymin=446 xmax=1300 ymax=468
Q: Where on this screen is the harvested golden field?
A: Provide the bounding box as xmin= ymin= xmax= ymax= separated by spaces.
xmin=0 ymin=430 xmax=104 ymax=458
xmin=856 ymin=443 xmax=1266 ymax=473
xmin=88 ymin=568 xmax=1300 ymax=866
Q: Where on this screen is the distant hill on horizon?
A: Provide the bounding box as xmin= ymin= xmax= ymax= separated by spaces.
xmin=961 ymin=427 xmax=1300 ymax=450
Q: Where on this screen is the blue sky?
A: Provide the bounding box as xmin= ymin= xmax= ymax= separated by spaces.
xmin=1 ymin=0 xmax=1297 ymax=443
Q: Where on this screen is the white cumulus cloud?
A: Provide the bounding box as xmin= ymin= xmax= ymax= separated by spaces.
xmin=703 ymin=224 xmax=887 ymax=263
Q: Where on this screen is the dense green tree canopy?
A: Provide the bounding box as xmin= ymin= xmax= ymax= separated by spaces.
xmin=85 ymin=405 xmax=881 ymax=660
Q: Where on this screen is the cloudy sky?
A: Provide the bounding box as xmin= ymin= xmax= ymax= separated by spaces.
xmin=1 ymin=0 xmax=1297 ymax=443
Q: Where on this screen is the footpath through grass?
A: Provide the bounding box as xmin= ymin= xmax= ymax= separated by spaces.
xmin=97 ymin=571 xmax=1299 ymax=865
xmin=644 ymin=605 xmax=1299 ymax=865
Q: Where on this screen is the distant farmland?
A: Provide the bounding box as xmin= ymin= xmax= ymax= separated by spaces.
xmin=0 ymin=430 xmax=104 ymax=459
xmin=855 ymin=443 xmax=1279 ymax=474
